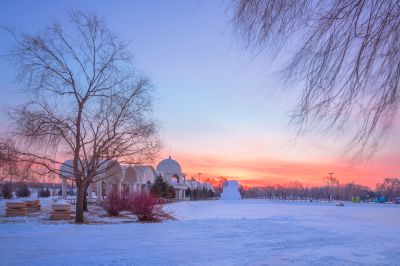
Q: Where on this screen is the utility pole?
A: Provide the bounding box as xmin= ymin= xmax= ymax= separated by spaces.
xmin=327 ymin=172 xmax=335 ymax=203
xmin=197 ymin=172 xmax=202 ymax=182
xmin=8 ymin=149 xmax=12 ymax=197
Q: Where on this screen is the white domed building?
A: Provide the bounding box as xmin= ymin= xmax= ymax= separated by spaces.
xmin=59 ymin=159 xmax=158 ymax=200
xmin=59 ymin=156 xmax=214 ymax=201
xmin=156 ymin=156 xmax=188 ymax=199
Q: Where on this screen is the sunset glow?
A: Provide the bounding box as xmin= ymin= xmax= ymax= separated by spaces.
xmin=157 ymin=151 xmax=399 ymax=189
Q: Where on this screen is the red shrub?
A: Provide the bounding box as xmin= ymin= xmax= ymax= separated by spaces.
xmin=129 ymin=192 xmax=164 ymax=222
xmin=119 ymin=189 xmax=132 ymax=210
xmin=100 ymin=190 xmax=165 ymax=221
xmin=101 ymin=189 xmax=121 ymax=216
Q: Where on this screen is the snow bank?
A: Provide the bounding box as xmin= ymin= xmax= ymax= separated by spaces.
xmin=54 ymin=199 xmax=69 ymax=205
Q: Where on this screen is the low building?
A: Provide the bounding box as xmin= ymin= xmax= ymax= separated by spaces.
xmin=59 ymin=160 xmax=156 ymax=199
xmin=156 ymin=156 xmax=187 ymax=199
xmin=59 ymin=156 xmax=213 ymax=200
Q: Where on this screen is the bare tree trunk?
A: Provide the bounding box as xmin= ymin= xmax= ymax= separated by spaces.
xmin=83 ymin=191 xmax=88 ymax=212
xmin=75 ymin=182 xmax=85 ymax=223
xmin=83 ymin=182 xmax=89 ymax=212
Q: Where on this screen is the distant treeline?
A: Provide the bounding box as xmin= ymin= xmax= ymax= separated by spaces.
xmin=2 ymin=181 xmax=61 ymax=190
xmin=2 ymin=173 xmax=400 ymax=203
xmin=240 ymin=178 xmax=400 ymax=203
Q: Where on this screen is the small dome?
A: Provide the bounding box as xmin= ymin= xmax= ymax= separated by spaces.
xmin=156 ymin=156 xmax=182 ymax=175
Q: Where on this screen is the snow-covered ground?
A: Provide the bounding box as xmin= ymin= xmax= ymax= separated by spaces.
xmin=0 ymin=199 xmax=399 ymax=265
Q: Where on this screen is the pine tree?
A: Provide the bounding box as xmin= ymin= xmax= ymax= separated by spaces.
xmin=150 ymin=175 xmax=175 ymax=199
xmin=16 ymin=184 xmax=31 ymax=197
xmin=1 ymin=183 xmax=12 ymax=199
xmin=185 ymin=188 xmax=192 ymax=199
xmin=38 ymin=187 xmax=51 ymax=197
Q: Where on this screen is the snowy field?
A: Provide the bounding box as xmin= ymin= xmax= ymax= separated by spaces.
xmin=0 ymin=199 xmax=399 ymax=265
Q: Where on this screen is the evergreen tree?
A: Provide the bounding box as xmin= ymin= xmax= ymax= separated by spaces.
xmin=208 ymin=189 xmax=215 ymax=199
xmin=201 ymin=187 xmax=207 ymax=199
xmin=185 ymin=188 xmax=192 ymax=199
xmin=192 ymin=189 xmax=199 ymax=200
xmin=1 ymin=183 xmax=12 ymax=199
xmin=150 ymin=175 xmax=175 ymax=199
xmin=38 ymin=187 xmax=51 ymax=197
xmin=16 ymin=184 xmax=31 ymax=197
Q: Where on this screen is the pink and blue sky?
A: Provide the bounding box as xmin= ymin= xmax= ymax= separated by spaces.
xmin=0 ymin=0 xmax=399 ymax=188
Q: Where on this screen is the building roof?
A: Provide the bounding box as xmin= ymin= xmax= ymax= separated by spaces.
xmin=156 ymin=156 xmax=182 ymax=174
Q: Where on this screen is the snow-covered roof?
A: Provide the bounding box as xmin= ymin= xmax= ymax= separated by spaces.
xmin=95 ymin=160 xmax=122 ymax=184
xmin=59 ymin=159 xmax=122 ymax=184
xmin=156 ymin=156 xmax=182 ymax=175
xmin=59 ymin=160 xmax=75 ymax=178
xmin=134 ymin=165 xmax=157 ymax=184
xmin=185 ymin=180 xmax=194 ymax=189
xmin=203 ymin=183 xmax=213 ymax=190
xmin=192 ymin=181 xmax=201 ymax=189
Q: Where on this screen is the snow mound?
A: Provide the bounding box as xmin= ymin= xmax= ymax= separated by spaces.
xmin=54 ymin=199 xmax=69 ymax=205
xmin=220 ymin=180 xmax=241 ymax=200
xmin=9 ymin=199 xmax=24 ymax=203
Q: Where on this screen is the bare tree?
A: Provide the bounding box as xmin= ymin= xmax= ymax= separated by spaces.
xmin=0 ymin=141 xmax=9 ymax=183
xmin=0 ymin=139 xmax=19 ymax=185
xmin=242 ymin=179 xmax=379 ymax=202
xmin=2 ymin=10 xmax=161 ymax=223
xmin=377 ymin=178 xmax=400 ymax=202
xmin=325 ymin=174 xmax=340 ymax=202
xmin=231 ymin=0 xmax=400 ymax=155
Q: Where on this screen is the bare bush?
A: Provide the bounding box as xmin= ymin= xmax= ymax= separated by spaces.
xmin=129 ymin=192 xmax=164 ymax=222
xmin=101 ymin=190 xmax=122 ymax=216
